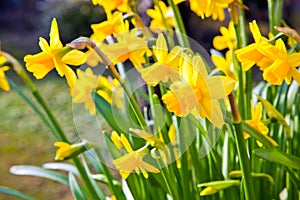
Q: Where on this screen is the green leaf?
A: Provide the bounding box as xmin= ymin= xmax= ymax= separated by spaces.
xmin=92 ymin=174 xmax=121 ymax=186
xmin=84 ymin=150 xmax=104 ymax=174
xmin=42 ymin=163 xmax=79 ymax=176
xmin=10 ymin=165 xmax=68 ymax=185
xmin=69 ymin=172 xmax=87 ymax=200
xmin=254 ymin=148 xmax=300 ymax=170
xmin=197 ymin=180 xmax=240 ymax=196
xmin=0 ymin=186 xmax=36 ymax=200
xmin=81 ymin=155 xmax=106 ymax=199
xmin=257 ymin=95 xmax=291 ymax=138
xmin=103 ymin=131 xmax=123 ymax=159
xmin=94 ymin=93 xmax=128 ymax=134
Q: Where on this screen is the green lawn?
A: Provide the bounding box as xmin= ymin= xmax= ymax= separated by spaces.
xmin=0 ymin=76 xmax=77 ymax=200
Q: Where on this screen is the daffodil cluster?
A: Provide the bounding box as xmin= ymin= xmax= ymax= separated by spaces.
xmin=235 ymin=20 xmax=300 ymax=85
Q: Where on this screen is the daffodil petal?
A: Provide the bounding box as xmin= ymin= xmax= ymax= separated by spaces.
xmin=62 ymin=50 xmax=86 ymax=66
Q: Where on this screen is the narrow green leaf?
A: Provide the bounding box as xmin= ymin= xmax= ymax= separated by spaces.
xmin=103 ymin=131 xmax=123 ymax=159
xmin=81 ymin=155 xmax=106 ymax=199
xmin=92 ymin=174 xmax=121 ymax=186
xmin=84 ymin=150 xmax=104 ymax=174
xmin=42 ymin=163 xmax=79 ymax=176
xmin=254 ymin=148 xmax=300 ymax=170
xmin=69 ymin=172 xmax=87 ymax=200
xmin=10 ymin=165 xmax=68 ymax=185
xmin=0 ymin=186 xmax=36 ymax=200
xmin=94 ymin=93 xmax=128 ymax=134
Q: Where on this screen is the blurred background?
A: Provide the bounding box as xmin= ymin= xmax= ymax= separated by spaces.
xmin=0 ymin=0 xmax=300 ymax=199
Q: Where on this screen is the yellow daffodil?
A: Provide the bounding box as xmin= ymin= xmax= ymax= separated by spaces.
xmin=211 ymin=50 xmax=237 ymax=80
xmin=91 ymin=11 xmax=129 ymax=43
xmin=112 ymin=134 xmax=160 ymax=179
xmin=54 ymin=141 xmax=87 ymax=160
xmin=72 ymin=68 xmax=99 ymax=115
xmin=91 ymin=0 xmax=131 ymax=13
xmin=101 ymin=29 xmax=149 ymax=68
xmin=139 ymin=34 xmax=182 ymax=86
xmin=190 ymin=0 xmax=233 ymax=21
xmin=111 ymin=131 xmax=123 ymax=149
xmin=24 ymin=18 xmax=86 ymax=92
xmin=147 ymin=1 xmax=175 ymax=32
xmin=173 ymin=0 xmax=186 ymax=5
xmin=0 ymin=55 xmax=10 ymax=91
xmin=213 ymin=21 xmax=236 ymax=50
xmin=244 ymin=102 xmax=269 ymax=147
xmin=260 ymin=39 xmax=300 ymax=85
xmin=85 ymin=46 xmax=103 ymax=67
xmin=235 ymin=20 xmax=272 ymax=71
xmin=162 ymin=54 xmax=236 ymax=128
xmin=72 ymin=68 xmax=123 ymax=115
xmin=97 ymin=76 xmax=123 ymax=109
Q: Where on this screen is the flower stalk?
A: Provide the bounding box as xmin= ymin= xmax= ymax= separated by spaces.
xmin=228 ymin=92 xmax=255 ymax=200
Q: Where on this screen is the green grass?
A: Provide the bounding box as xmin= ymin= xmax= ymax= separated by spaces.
xmin=0 ymin=76 xmax=77 ymax=200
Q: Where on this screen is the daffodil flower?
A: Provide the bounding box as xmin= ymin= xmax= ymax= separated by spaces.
xmin=162 ymin=54 xmax=236 ymax=128
xmin=91 ymin=11 xmax=129 ymax=43
xmin=72 ymin=68 xmax=123 ymax=115
xmin=139 ymin=34 xmax=182 ymax=86
xmin=147 ymin=1 xmax=175 ymax=32
xmin=112 ymin=134 xmax=160 ymax=179
xmin=235 ymin=20 xmax=272 ymax=71
xmin=101 ymin=29 xmax=149 ymax=68
xmin=213 ymin=21 xmax=236 ymax=50
xmin=91 ymin=0 xmax=131 ymax=13
xmin=190 ymin=0 xmax=233 ymax=21
xmin=54 ymin=141 xmax=87 ymax=160
xmin=110 ymin=131 xmax=123 ymax=150
xmin=72 ymin=68 xmax=99 ymax=115
xmin=244 ymin=102 xmax=269 ymax=147
xmin=0 ymin=55 xmax=10 ymax=91
xmin=24 ymin=18 xmax=86 ymax=92
xmin=260 ymin=39 xmax=300 ymax=85
xmin=211 ymin=50 xmax=237 ymax=80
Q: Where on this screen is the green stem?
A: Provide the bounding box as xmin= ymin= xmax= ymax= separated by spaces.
xmin=167 ymin=0 xmax=190 ymax=48
xmin=286 ymin=138 xmax=293 ymax=200
xmin=94 ymin=146 xmax=126 ymax=200
xmin=32 ymin=91 xmax=68 ymax=142
xmin=72 ymin=157 xmax=102 ymax=200
xmin=268 ymin=0 xmax=275 ymax=34
xmin=275 ymin=0 xmax=283 ymax=31
xmin=228 ymin=93 xmax=255 ymax=200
